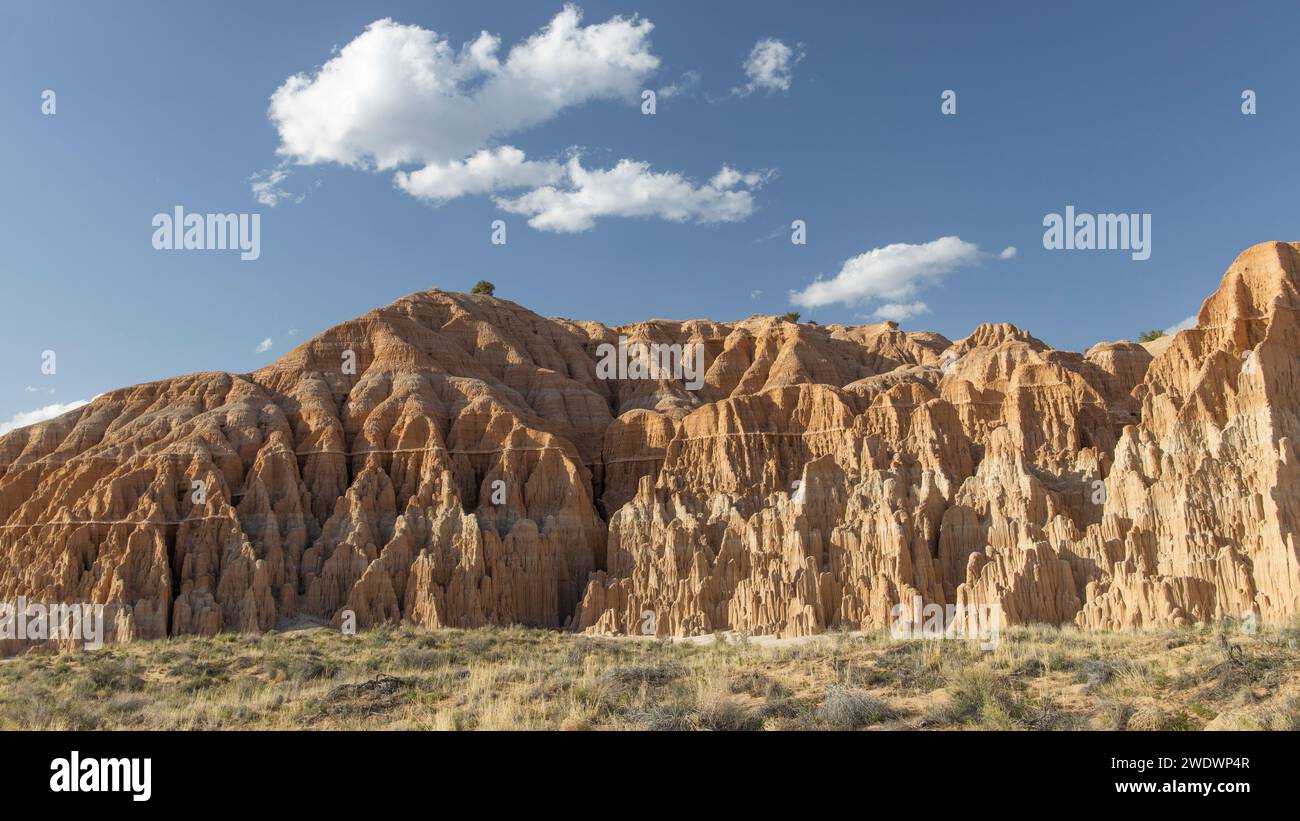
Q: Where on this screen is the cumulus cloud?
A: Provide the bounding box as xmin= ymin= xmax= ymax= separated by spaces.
xmin=395 ymin=146 xmax=564 ymax=203
xmin=999 ymin=246 xmax=1017 ymax=259
xmin=257 ymin=7 xmax=770 ymax=230
xmin=789 ymin=236 xmax=986 ymax=311
xmin=872 ymin=301 xmax=931 ymax=321
xmin=0 ymin=400 xmax=89 ymax=436
xmin=737 ymin=38 xmax=803 ymax=95
xmin=267 ymin=8 xmax=657 ymax=172
xmin=1165 ymin=314 xmax=1198 ymax=335
xmin=255 ymin=338 xmax=274 ymax=353
xmin=496 ymin=157 xmax=770 ymax=233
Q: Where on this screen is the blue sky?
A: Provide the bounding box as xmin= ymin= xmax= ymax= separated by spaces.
xmin=3 ymin=0 xmax=1299 ymax=430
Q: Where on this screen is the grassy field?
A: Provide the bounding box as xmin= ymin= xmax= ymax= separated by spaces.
xmin=1 ymin=621 xmax=1298 ymax=730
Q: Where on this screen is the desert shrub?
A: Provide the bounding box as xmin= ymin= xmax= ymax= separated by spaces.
xmin=635 ymin=698 xmax=697 ymax=731
xmin=816 ymin=686 xmax=894 ymax=728
xmin=728 ymin=670 xmax=774 ymax=696
xmin=266 ymin=652 xmax=335 ymax=682
xmin=1263 ymin=696 xmax=1300 ymax=731
xmin=695 ymin=697 xmax=762 ymax=731
xmin=1013 ymin=658 xmax=1046 ymax=678
xmin=1098 ymin=699 xmax=1135 ymax=730
xmin=1128 ymin=702 xmax=1195 ymax=731
xmin=601 ymin=661 xmax=684 ymax=688
xmin=82 ymin=657 xmax=143 ymax=693
xmin=943 ymin=665 xmax=1022 ymax=726
xmin=395 ymin=646 xmax=450 ymax=670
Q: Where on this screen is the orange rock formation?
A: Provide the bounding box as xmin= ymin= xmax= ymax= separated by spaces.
xmin=2 ymin=241 xmax=1297 ymax=644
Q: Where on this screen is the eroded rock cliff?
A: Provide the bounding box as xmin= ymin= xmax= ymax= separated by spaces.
xmin=2 ymin=241 xmax=1298 ymax=644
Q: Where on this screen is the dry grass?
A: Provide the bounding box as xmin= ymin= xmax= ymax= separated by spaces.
xmin=0 ymin=619 xmax=1297 ymax=730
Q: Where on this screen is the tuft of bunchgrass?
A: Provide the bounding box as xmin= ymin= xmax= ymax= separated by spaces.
xmin=816 ymin=685 xmax=895 ymax=729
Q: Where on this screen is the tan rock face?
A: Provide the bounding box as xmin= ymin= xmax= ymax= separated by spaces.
xmin=3 ymin=241 xmax=1300 ymax=645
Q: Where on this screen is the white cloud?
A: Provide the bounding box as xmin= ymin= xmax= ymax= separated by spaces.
xmin=23 ymin=386 xmax=37 ymax=393
xmin=255 ymin=338 xmax=274 ymax=353
xmin=1164 ymin=314 xmax=1198 ymax=335
xmin=999 ymin=246 xmax=1017 ymax=259
xmin=750 ymin=289 xmax=763 ymax=299
xmin=267 ymin=8 xmax=657 ymax=173
xmin=495 ymin=157 xmax=770 ymax=233
xmin=658 ymin=69 xmax=701 ymax=100
xmin=250 ymin=167 xmax=294 ymax=206
xmin=0 ymin=400 xmax=89 ymax=436
xmin=872 ymin=301 xmax=930 ymax=321
xmin=395 ymin=146 xmax=564 ymax=203
xmin=789 ymin=236 xmax=984 ymax=310
xmin=257 ymin=8 xmax=772 ymax=231
xmin=258 ymin=8 xmax=775 ymax=230
xmin=737 ymin=38 xmax=803 ymax=95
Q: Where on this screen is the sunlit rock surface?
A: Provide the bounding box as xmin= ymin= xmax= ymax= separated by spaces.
xmin=3 ymin=241 xmax=1298 ymax=644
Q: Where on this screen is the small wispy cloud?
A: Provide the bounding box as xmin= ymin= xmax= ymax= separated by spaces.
xmin=871 ymin=301 xmax=930 ymax=321
xmin=249 ymin=165 xmax=310 ymax=207
xmin=658 ymin=70 xmax=702 ymax=100
xmin=1165 ymin=314 xmax=1198 ymax=335
xmin=999 ymin=246 xmax=1017 ymax=259
xmin=0 ymin=400 xmax=89 ymax=436
xmin=255 ymin=338 xmax=274 ymax=353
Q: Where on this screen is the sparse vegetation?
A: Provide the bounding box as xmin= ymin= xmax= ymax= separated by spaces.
xmin=470 ymin=280 xmax=496 ymax=296
xmin=0 ymin=622 xmax=1296 ymax=730
xmin=1138 ymin=329 xmax=1166 ymax=342
xmin=780 ymin=311 xmax=800 ymax=323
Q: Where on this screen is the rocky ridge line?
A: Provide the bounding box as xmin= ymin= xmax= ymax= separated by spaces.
xmin=2 ymin=241 xmax=1297 ymax=648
